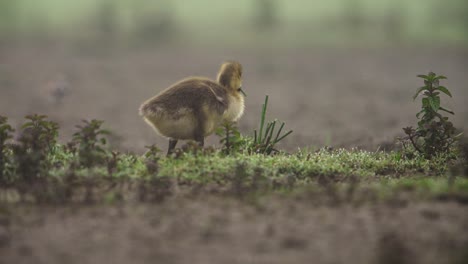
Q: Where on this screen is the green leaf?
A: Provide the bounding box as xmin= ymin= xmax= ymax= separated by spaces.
xmin=98 ymin=129 xmax=111 ymax=135
xmin=417 ymin=120 xmax=424 ymax=128
xmin=435 ymin=86 xmax=452 ymax=97
xmin=454 ymin=132 xmax=463 ymax=139
xmin=413 ymin=86 xmax=427 ymax=101
xmin=422 ymin=98 xmax=429 ymax=107
xmin=434 ymin=75 xmax=447 ymax=80
xmin=21 ymin=123 xmax=30 ymax=129
xmin=428 ymin=96 xmax=440 ymax=112
xmin=417 ymin=74 xmax=428 ymax=79
xmin=427 ymin=72 xmax=436 ymax=80
xmin=416 ymin=110 xmax=425 ymax=119
xmin=439 ymin=106 xmax=454 ymax=115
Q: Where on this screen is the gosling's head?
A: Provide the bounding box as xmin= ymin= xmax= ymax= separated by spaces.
xmin=216 ymin=61 xmax=246 ymax=97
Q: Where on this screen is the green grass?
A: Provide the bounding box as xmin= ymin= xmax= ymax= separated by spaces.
xmin=0 ymin=141 xmax=467 ymax=204
xmin=7 ymin=145 xmax=467 ymax=199
xmin=1 ymin=113 xmax=466 ymax=204
xmin=156 ymin=149 xmax=446 ymax=181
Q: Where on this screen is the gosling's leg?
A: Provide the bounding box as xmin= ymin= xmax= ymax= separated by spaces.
xmin=194 ymin=134 xmax=204 ymax=147
xmin=194 ymin=111 xmax=205 ymax=147
xmin=167 ymin=139 xmax=178 ymax=156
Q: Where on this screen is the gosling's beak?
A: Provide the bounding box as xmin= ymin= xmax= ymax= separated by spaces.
xmin=240 ymin=88 xmax=247 ymax=97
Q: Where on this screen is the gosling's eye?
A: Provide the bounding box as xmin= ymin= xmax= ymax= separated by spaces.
xmin=237 ymin=86 xmax=242 ymax=91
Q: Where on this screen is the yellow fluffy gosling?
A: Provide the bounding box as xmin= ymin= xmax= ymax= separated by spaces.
xmin=139 ymin=61 xmax=246 ymax=155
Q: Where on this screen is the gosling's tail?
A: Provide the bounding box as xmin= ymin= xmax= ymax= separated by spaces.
xmin=139 ymin=100 xmax=162 ymax=117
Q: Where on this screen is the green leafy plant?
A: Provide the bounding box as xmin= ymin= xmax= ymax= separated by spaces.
xmin=251 ymin=95 xmax=293 ymax=155
xmin=72 ymin=119 xmax=110 ymax=167
xmin=106 ymin=151 xmax=120 ymax=176
xmin=12 ymin=114 xmax=59 ymax=181
xmin=215 ymin=121 xmax=246 ymax=154
xmin=402 ymin=72 xmax=461 ymax=158
xmin=215 ymin=95 xmax=293 ymax=155
xmin=0 ymin=116 xmax=14 ymax=181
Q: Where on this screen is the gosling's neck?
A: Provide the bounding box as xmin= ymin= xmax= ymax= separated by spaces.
xmin=224 ymin=91 xmax=245 ymax=122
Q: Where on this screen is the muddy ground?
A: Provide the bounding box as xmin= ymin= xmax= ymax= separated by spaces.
xmin=1 ymin=197 xmax=468 ymax=264
xmin=1 ymin=44 xmax=467 ymax=152
xmin=1 ymin=44 xmax=468 ymax=264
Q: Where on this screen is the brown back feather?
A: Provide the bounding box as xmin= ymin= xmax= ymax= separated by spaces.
xmin=140 ymin=78 xmax=227 ymax=117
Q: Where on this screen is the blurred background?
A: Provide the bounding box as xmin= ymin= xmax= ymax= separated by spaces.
xmin=0 ymin=0 xmax=467 ymax=152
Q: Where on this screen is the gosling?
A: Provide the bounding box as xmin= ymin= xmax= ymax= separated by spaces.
xmin=139 ymin=61 xmax=246 ymax=155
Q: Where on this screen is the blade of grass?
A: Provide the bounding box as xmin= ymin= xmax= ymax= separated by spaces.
xmin=264 ymin=121 xmax=276 ymax=149
xmin=263 ymin=122 xmax=274 ymax=144
xmin=274 ymin=122 xmax=285 ymax=143
xmin=274 ymin=130 xmax=293 ymax=144
xmin=258 ymin=95 xmax=269 ymax=143
xmin=266 ymin=121 xmax=276 ymax=143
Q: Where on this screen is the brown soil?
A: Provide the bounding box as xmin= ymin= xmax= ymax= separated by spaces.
xmin=1 ymin=197 xmax=468 ymax=264
xmin=1 ymin=44 xmax=467 ymax=152
xmin=1 ymin=44 xmax=468 ymax=264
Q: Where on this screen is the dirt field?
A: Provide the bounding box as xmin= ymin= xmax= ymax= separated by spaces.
xmin=1 ymin=44 xmax=467 ymax=152
xmin=1 ymin=44 xmax=468 ymax=264
xmin=0 ymin=196 xmax=467 ymax=264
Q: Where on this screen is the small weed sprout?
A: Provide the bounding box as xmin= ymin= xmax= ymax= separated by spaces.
xmin=12 ymin=114 xmax=59 ymax=181
xmin=0 ymin=116 xmax=14 ymax=181
xmin=144 ymin=144 xmax=161 ymax=174
xmin=22 ymin=114 xmax=59 ymax=153
xmin=215 ymin=95 xmax=292 ymax=155
xmin=106 ymin=151 xmax=120 ymax=176
xmin=72 ymin=119 xmax=110 ymax=167
xmin=251 ymin=95 xmax=293 ymax=155
xmin=215 ymin=121 xmax=245 ymax=154
xmin=402 ymin=72 xmax=461 ymax=158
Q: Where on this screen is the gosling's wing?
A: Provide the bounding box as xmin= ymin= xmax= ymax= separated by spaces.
xmin=139 ymin=78 xmax=227 ymax=117
xmin=196 ymin=79 xmax=229 ymax=116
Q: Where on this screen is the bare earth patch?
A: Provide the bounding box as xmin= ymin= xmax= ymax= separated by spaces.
xmin=1 ymin=45 xmax=467 ymax=151
xmin=1 ymin=197 xmax=467 ymax=264
xmin=1 ymin=44 xmax=468 ymax=264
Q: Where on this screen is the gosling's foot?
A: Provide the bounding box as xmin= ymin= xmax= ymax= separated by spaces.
xmin=167 ymin=139 xmax=178 ymax=156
